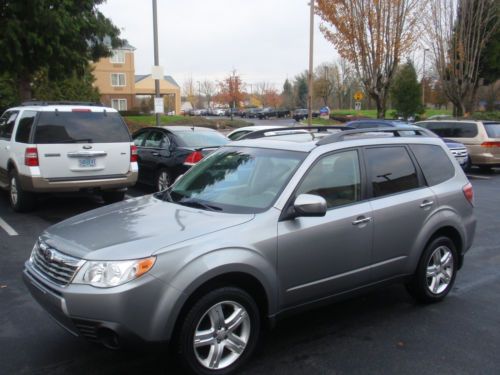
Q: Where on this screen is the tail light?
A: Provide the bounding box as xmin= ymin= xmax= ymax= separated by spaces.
xmin=463 ymin=183 xmax=474 ymax=206
xmin=184 ymin=151 xmax=203 ymax=166
xmin=480 ymin=141 xmax=500 ymax=148
xmin=130 ymin=145 xmax=138 ymax=162
xmin=25 ymin=147 xmax=39 ymax=166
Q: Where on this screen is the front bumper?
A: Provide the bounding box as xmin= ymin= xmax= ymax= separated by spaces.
xmin=23 ymin=261 xmax=181 ymax=344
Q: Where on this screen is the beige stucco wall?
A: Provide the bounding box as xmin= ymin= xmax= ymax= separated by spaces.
xmin=135 ymin=76 xmax=181 ymax=114
xmin=92 ymin=50 xmax=135 ymax=96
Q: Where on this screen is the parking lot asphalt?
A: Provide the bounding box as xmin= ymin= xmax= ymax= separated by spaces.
xmin=1 ymin=168 xmax=499 ymax=375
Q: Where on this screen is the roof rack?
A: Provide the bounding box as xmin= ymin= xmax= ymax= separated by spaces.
xmin=240 ymin=126 xmax=352 ymax=140
xmin=20 ymin=101 xmax=104 ymax=107
xmin=316 ymin=126 xmax=437 ymax=145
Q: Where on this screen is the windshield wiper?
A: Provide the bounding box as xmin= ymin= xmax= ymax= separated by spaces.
xmin=178 ymin=199 xmax=222 ymax=211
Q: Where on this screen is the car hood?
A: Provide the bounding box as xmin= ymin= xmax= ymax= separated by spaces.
xmin=442 ymin=138 xmax=466 ymax=149
xmin=40 ymin=195 xmax=255 ymax=261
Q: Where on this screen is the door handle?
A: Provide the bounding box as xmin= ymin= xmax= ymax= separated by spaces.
xmin=352 ymin=216 xmax=372 ymax=225
xmin=152 ymin=152 xmax=160 ymax=156
xmin=420 ymin=200 xmax=434 ymax=208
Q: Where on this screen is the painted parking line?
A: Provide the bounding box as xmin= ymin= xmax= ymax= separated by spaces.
xmin=0 ymin=217 xmax=18 ymax=236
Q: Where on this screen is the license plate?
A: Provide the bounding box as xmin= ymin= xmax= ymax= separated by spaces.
xmin=456 ymin=156 xmax=467 ymax=165
xmin=79 ymin=158 xmax=96 ymax=168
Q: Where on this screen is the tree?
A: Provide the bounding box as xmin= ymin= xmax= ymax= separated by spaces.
xmin=183 ymin=77 xmax=197 ymax=109
xmin=263 ymin=89 xmax=282 ymax=108
xmin=427 ymin=0 xmax=499 ymax=116
xmin=282 ymin=79 xmax=294 ymax=109
xmin=215 ymin=70 xmax=245 ymax=110
xmin=0 ymin=0 xmax=123 ymax=100
xmin=390 ymin=61 xmax=424 ymax=119
xmin=313 ymin=64 xmax=333 ymax=106
xmin=32 ymin=66 xmax=100 ymax=102
xmin=294 ymin=72 xmax=308 ymax=108
xmin=317 ymin=0 xmax=425 ymax=118
xmin=201 ymin=80 xmax=215 ymax=109
xmin=0 ymin=73 xmax=19 ymax=112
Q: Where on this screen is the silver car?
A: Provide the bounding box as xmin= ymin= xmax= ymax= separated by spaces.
xmin=23 ymin=126 xmax=476 ymax=374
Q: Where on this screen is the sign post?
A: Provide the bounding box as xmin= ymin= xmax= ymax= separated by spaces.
xmin=353 ymin=91 xmax=364 ymax=112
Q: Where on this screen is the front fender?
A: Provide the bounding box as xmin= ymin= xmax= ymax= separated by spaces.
xmin=152 ymin=247 xmax=278 ymax=342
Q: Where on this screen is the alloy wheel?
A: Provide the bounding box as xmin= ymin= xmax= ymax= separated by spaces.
xmin=193 ymin=301 xmax=251 ymax=370
xmin=157 ymin=171 xmax=170 ymax=191
xmin=426 ymin=246 xmax=454 ymax=294
xmin=10 ymin=177 xmax=18 ymax=206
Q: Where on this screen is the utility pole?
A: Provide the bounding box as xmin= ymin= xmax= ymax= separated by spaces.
xmin=307 ymin=0 xmax=315 ymax=126
xmin=152 ymin=0 xmax=160 ymax=126
xmin=422 ymin=48 xmax=429 ymax=108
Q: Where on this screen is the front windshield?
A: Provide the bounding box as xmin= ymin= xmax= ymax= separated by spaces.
xmin=166 ymin=146 xmax=306 ymax=213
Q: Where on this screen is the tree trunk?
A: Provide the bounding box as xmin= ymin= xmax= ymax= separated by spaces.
xmin=374 ymin=95 xmax=386 ymax=119
xmin=18 ymin=76 xmax=32 ymax=101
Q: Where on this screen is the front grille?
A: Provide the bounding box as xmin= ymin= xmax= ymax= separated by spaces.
xmin=451 ymin=148 xmax=468 ymax=157
xmin=31 ymin=241 xmax=83 ymax=286
xmin=73 ymin=319 xmax=100 ymax=342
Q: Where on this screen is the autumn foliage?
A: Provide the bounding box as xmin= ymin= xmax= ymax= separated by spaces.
xmin=316 ymin=0 xmax=425 ymax=118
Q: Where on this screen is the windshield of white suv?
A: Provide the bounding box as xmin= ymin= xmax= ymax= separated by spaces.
xmin=164 ymin=146 xmax=306 ymax=213
xmin=34 ymin=111 xmax=131 ymax=143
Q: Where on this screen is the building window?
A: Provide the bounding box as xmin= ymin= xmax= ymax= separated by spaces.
xmin=111 ymin=99 xmax=127 ymax=111
xmin=111 ymin=73 xmax=126 ymax=87
xmin=110 ymin=50 xmax=125 ymax=64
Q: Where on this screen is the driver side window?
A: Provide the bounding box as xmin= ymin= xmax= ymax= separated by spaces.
xmin=296 ymin=150 xmax=361 ymax=209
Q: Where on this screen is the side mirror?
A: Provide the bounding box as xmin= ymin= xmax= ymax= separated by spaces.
xmin=293 ymin=194 xmax=327 ymax=217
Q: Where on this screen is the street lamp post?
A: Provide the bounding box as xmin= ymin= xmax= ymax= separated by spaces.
xmin=307 ymin=0 xmax=315 ymax=126
xmin=152 ymin=0 xmax=160 ymax=127
xmin=422 ymin=48 xmax=430 ymax=108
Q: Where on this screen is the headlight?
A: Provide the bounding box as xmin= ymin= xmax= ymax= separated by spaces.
xmin=73 ymin=257 xmax=156 ymax=288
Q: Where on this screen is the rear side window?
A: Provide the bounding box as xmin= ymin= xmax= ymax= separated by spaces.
xmin=174 ymin=131 xmax=229 ymax=148
xmin=484 ymin=123 xmax=500 ymax=138
xmin=16 ymin=110 xmax=37 ymax=143
xmin=34 ymin=111 xmax=131 ymax=144
xmin=365 ymin=146 xmax=419 ymax=197
xmin=0 ymin=111 xmax=18 ymax=140
xmin=410 ymin=144 xmax=455 ymax=186
xmin=418 ymin=122 xmax=478 ymax=138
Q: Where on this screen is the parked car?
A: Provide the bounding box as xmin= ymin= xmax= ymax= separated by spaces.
xmin=345 ymin=120 xmax=471 ymax=170
xmin=132 ymin=126 xmax=229 ymax=191
xmin=245 ymin=108 xmax=262 ymax=119
xmin=0 ymin=101 xmax=138 ymax=211
xmin=293 ymin=108 xmax=319 ymax=122
xmin=24 ymin=125 xmax=475 ymax=374
xmin=213 ymin=108 xmax=225 ymax=116
xmin=227 ymin=125 xmax=285 ymax=141
xmin=416 ymin=120 xmax=500 ymax=170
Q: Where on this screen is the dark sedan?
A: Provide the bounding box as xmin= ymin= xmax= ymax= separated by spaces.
xmin=132 ymin=126 xmax=229 ymax=191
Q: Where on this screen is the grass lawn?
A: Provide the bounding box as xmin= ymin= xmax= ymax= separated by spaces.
xmin=329 ymin=108 xmax=452 ymax=119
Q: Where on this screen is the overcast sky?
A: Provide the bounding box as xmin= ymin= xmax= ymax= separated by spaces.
xmin=98 ymin=0 xmax=338 ymax=91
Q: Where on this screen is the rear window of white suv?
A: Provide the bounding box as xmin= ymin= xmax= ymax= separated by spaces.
xmin=34 ymin=111 xmax=131 ymax=144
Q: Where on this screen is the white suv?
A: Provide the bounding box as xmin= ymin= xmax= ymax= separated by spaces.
xmin=0 ymin=102 xmax=138 ymax=211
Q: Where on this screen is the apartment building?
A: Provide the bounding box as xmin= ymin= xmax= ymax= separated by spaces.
xmin=92 ymin=43 xmax=180 ymax=114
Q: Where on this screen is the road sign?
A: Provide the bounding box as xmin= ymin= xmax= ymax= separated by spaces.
xmin=355 ymin=101 xmax=362 ymax=111
xmin=154 ymin=97 xmax=164 ymax=114
xmin=353 ymin=91 xmax=364 ymax=101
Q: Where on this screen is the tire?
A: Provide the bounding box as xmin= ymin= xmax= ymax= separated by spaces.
xmin=9 ymin=170 xmax=36 ymax=212
xmin=156 ymin=168 xmax=172 ymax=192
xmin=177 ymin=287 xmax=260 ymax=375
xmin=478 ymin=165 xmax=493 ymax=173
xmin=406 ymin=236 xmax=458 ymax=303
xmin=102 ymin=190 xmax=126 ymax=204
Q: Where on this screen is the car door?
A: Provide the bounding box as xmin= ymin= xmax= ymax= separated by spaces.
xmin=277 ymin=149 xmax=373 ymax=308
xmin=363 ymin=145 xmax=437 ymax=281
xmin=138 ymin=130 xmax=171 ymax=184
xmin=0 ymin=111 xmax=19 ymax=184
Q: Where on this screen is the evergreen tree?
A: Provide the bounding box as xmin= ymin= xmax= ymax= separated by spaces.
xmin=0 ymin=0 xmax=123 ymax=100
xmin=282 ymin=79 xmax=294 ymax=109
xmin=390 ymin=61 xmax=424 ymax=119
xmin=294 ymin=73 xmax=308 ymax=108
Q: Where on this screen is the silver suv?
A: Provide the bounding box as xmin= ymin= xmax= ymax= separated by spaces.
xmin=0 ymin=102 xmax=138 ymax=211
xmin=23 ymin=126 xmax=476 ymax=374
